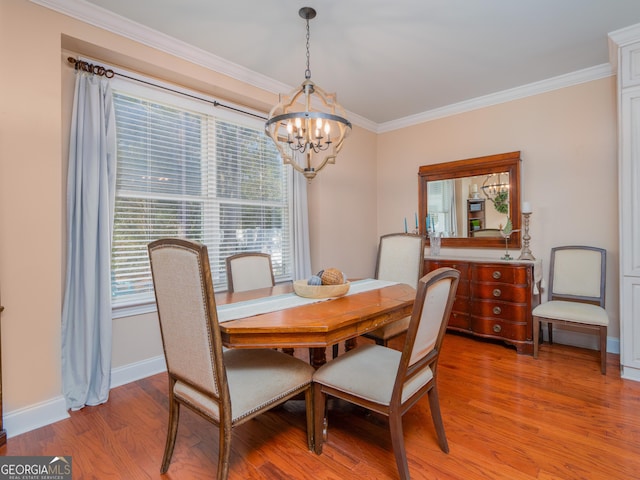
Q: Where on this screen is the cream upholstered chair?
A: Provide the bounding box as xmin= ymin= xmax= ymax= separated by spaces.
xmin=225 ymin=252 xmax=275 ymax=292
xmin=532 ymin=246 xmax=609 ymax=374
xmin=148 ymin=239 xmax=314 ymax=479
xmin=313 ymin=268 xmax=460 ymax=480
xmin=363 ymin=233 xmax=425 ymax=346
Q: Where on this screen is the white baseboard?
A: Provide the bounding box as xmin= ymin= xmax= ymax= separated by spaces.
xmin=543 ymin=328 xmax=620 ymax=354
xmin=621 ymin=365 xmax=640 ymax=381
xmin=4 ymin=396 xmax=69 ymax=439
xmin=110 ymin=355 xmax=167 ymax=388
xmin=4 ymin=355 xmax=167 ymax=439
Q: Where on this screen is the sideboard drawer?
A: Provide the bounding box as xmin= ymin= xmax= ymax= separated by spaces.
xmin=470 ymin=299 xmax=530 ymax=322
xmin=471 ymin=282 xmax=530 ymax=303
xmin=470 ymin=317 xmax=529 ymax=341
xmin=471 ymin=264 xmax=530 ymax=284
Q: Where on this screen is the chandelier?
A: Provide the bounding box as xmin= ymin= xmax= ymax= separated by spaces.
xmin=265 ymin=7 xmax=352 ymax=180
xmin=481 ymin=173 xmax=510 ymax=212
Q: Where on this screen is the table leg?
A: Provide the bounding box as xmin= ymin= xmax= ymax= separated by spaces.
xmin=345 ymin=338 xmax=357 ymax=352
xmin=310 ymin=347 xmax=327 ymax=369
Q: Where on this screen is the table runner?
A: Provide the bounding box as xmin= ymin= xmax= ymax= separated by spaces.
xmin=216 ymin=278 xmax=398 ymax=323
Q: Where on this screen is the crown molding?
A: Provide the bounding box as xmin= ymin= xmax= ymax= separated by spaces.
xmin=32 ymin=0 xmax=375 ymax=131
xmin=608 ymin=22 xmax=640 ymax=48
xmin=32 ymin=1 xmax=290 ymax=97
xmin=377 ymin=63 xmax=614 ymax=133
xmin=33 ymin=0 xmax=615 ymax=135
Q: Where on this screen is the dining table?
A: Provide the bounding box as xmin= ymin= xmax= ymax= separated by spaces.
xmin=214 ymin=279 xmax=416 ymax=368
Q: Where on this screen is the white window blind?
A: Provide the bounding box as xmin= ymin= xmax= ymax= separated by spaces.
xmin=110 ymin=80 xmax=293 ymax=307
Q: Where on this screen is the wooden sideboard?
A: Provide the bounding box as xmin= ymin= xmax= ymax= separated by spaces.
xmin=424 ymin=256 xmax=540 ymax=354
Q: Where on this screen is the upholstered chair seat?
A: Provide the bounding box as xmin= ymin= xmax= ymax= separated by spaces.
xmin=174 ymin=348 xmax=314 ymax=423
xmin=532 ymin=301 xmax=608 ymax=326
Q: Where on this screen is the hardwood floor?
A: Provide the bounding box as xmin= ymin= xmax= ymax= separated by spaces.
xmin=3 ymin=332 xmax=640 ymax=479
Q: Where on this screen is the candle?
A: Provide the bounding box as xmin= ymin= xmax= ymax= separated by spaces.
xmin=522 ymin=201 xmax=532 ymax=214
xmin=472 ymin=184 xmax=478 ymax=193
xmin=404 ymin=217 xmax=408 ymax=233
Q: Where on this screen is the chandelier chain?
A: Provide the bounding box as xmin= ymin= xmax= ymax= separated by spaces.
xmin=305 ymin=18 xmax=311 ymax=79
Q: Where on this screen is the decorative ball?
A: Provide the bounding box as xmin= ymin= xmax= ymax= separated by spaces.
xmin=321 ymin=267 xmax=344 ymax=285
xmin=307 ymin=275 xmax=322 ymax=286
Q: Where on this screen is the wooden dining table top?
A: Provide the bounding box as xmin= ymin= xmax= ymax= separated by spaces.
xmin=214 ymin=282 xmax=416 ymax=350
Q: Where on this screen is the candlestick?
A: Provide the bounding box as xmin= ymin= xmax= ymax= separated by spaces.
xmin=518 ymin=211 xmax=536 ymax=261
xmin=404 ymin=217 xmax=408 ymax=233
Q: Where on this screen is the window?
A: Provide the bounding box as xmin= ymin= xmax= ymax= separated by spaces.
xmin=427 ymin=179 xmax=457 ymax=236
xmin=110 ymin=78 xmax=293 ymax=308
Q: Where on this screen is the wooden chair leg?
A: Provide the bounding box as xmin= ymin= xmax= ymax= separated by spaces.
xmin=600 ymin=325 xmax=607 ymax=375
xmin=389 ymin=411 xmax=411 ymax=480
xmin=548 ymin=322 xmax=554 ymax=344
xmin=218 ymin=422 xmax=232 ymax=480
xmin=161 ymin=394 xmax=180 ymax=473
xmin=304 ymin=387 xmax=314 ymax=451
xmin=313 ymin=383 xmax=326 ymax=455
xmin=427 ymin=385 xmax=449 ymax=454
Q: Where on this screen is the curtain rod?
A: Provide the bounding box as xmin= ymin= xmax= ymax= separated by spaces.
xmin=67 ymin=57 xmax=267 ymax=121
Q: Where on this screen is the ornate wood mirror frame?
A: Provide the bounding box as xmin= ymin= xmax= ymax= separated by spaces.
xmin=418 ymin=151 xmax=522 ymax=249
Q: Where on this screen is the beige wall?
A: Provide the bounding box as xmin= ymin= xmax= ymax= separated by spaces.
xmin=0 ymin=0 xmax=621 ymax=430
xmin=378 ymin=77 xmax=620 ymax=336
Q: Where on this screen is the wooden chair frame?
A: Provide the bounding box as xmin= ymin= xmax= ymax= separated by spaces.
xmin=313 ymin=268 xmax=460 ymax=480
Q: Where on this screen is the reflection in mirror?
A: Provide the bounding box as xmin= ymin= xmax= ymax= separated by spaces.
xmin=427 ymin=172 xmax=510 ymax=237
xmin=419 ymin=152 xmax=521 ymax=249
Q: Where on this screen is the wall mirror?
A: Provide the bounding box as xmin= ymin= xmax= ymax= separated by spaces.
xmin=418 ymin=151 xmax=521 ymax=249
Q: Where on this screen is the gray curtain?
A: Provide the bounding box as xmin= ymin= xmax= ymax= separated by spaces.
xmin=292 ymin=173 xmax=312 ymax=280
xmin=61 ymin=72 xmax=116 ymax=410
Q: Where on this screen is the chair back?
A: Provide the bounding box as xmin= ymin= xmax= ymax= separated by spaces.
xmin=226 ymin=253 xmax=275 ymax=292
xmin=549 ymin=246 xmax=606 ymax=307
xmin=148 ymin=238 xmax=226 ymax=401
xmin=375 ymin=233 xmax=425 ymax=289
xmin=393 ymin=268 xmax=459 ymax=403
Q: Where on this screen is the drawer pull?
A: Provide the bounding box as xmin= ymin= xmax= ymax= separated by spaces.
xmin=492 ymin=288 xmax=502 ymax=297
xmin=493 ymin=306 xmax=502 ymax=315
xmin=492 ymin=324 xmax=502 ymax=333
xmin=492 ymin=271 xmax=502 ymax=280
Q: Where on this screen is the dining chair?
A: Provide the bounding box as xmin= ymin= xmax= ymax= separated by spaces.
xmin=532 ymin=245 xmax=609 ymax=374
xmin=313 ymin=267 xmax=460 ymax=480
xmin=225 ymin=252 xmax=275 ymax=292
xmin=362 ymin=233 xmax=425 ymax=346
xmin=148 ymin=238 xmax=314 ymax=479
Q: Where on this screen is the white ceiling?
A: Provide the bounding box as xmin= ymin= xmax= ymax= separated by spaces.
xmin=60 ymin=0 xmax=640 ymax=125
